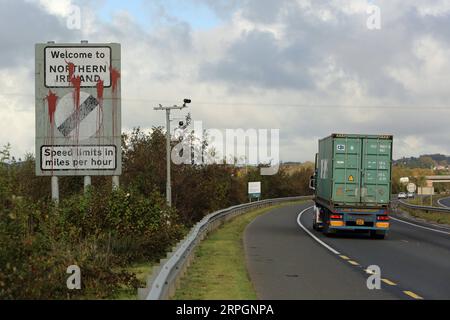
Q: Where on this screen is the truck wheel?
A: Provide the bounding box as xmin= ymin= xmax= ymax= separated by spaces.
xmin=370 ymin=231 xmax=386 ymax=239
xmin=323 ymin=223 xmax=330 ymax=236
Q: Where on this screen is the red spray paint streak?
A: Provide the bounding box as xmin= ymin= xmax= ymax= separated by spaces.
xmin=110 ymin=66 xmax=120 ymax=93
xmin=70 ymin=75 xmax=82 ymax=144
xmin=110 ymin=66 xmax=121 ymax=137
xmin=96 ymin=79 xmax=104 ymax=142
xmin=96 ymin=79 xmax=104 ymax=103
xmin=45 ymin=90 xmax=58 ymax=125
xmin=44 ymin=90 xmax=58 ymax=171
xmin=66 ymin=60 xmax=76 ymax=80
xmin=65 ymin=60 xmax=82 ymax=144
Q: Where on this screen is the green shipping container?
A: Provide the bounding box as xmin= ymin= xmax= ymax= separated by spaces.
xmin=315 ymin=134 xmax=393 ymax=208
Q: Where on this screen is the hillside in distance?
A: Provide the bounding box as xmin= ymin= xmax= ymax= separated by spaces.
xmin=394 ymin=154 xmax=450 ymax=169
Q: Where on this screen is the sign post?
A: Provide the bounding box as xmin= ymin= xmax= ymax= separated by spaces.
xmin=35 ymin=42 xmax=121 ymax=199
xmin=248 ymin=181 xmax=261 ymax=202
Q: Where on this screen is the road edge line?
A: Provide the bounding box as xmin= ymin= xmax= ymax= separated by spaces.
xmin=390 ymin=216 xmax=450 ymax=235
xmin=296 ymin=206 xmax=340 ymax=255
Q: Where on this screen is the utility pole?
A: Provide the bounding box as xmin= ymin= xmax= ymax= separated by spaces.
xmin=154 ymin=99 xmax=191 ymax=207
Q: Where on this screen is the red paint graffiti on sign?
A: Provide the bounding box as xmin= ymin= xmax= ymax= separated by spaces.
xmin=45 ymin=90 xmax=58 ymax=124
xmin=96 ymin=79 xmax=104 ymax=103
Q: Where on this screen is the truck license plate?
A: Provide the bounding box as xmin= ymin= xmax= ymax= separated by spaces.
xmin=356 ymin=219 xmax=365 ymax=225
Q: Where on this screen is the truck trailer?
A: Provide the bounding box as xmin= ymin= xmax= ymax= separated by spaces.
xmin=310 ymin=134 xmax=393 ymax=239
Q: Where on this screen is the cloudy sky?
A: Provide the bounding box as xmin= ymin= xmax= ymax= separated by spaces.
xmin=1 ymin=0 xmax=450 ymax=162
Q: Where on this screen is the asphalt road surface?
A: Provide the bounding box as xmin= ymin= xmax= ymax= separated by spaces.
xmin=244 ymin=202 xmax=450 ymax=300
xmin=437 ymin=196 xmax=450 ymax=207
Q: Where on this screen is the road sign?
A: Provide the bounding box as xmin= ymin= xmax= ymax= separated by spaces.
xmin=399 ymin=177 xmax=409 ymax=184
xmin=44 ymin=46 xmax=111 ymax=87
xmin=35 ymin=43 xmax=121 ymax=176
xmin=418 ymin=186 xmax=434 ymax=195
xmin=407 ymin=183 xmax=417 ymax=193
xmin=248 ymin=181 xmax=261 ymax=198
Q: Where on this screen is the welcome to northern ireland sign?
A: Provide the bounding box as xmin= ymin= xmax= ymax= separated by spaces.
xmin=35 ymin=43 xmax=121 ymax=176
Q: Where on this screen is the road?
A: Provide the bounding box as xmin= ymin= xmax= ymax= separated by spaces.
xmin=244 ymin=202 xmax=450 ymax=300
xmin=437 ymin=196 xmax=450 ymax=207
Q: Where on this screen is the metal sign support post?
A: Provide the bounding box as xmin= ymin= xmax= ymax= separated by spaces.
xmin=112 ymin=176 xmax=120 ymax=190
xmin=51 ymin=176 xmax=59 ymax=204
xmin=84 ymin=176 xmax=91 ymax=193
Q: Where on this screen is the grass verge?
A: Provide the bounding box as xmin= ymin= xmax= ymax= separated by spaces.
xmin=401 ymin=195 xmax=450 ymax=225
xmin=173 ymin=201 xmax=306 ymax=300
xmin=406 ymin=194 xmax=449 ymax=207
xmin=400 ymin=207 xmax=450 ymax=225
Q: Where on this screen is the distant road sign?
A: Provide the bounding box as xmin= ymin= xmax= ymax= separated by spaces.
xmin=248 ymin=181 xmax=261 ymax=198
xmin=418 ymin=186 xmax=434 ymax=195
xmin=407 ymin=183 xmax=417 ymax=193
xmin=400 ymin=177 xmax=409 ymax=184
xmin=35 ymin=42 xmax=121 ymax=176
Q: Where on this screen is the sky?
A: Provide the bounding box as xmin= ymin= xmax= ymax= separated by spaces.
xmin=1 ymin=0 xmax=450 ymax=162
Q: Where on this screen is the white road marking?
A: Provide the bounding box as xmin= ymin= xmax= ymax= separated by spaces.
xmin=390 ymin=217 xmax=450 ymax=235
xmin=296 ymin=205 xmax=433 ymax=299
xmin=437 ymin=197 xmax=450 ymax=208
xmin=296 ymin=206 xmax=340 ymax=255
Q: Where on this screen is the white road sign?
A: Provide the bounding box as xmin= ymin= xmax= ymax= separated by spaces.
xmin=41 ymin=145 xmax=116 ymax=171
xmin=248 ymin=181 xmax=261 ymax=195
xmin=45 ymin=46 xmax=111 ymax=87
xmin=35 ymin=42 xmax=121 ymax=176
xmin=399 ymin=177 xmax=409 ymax=184
xmin=407 ymin=183 xmax=417 ymax=193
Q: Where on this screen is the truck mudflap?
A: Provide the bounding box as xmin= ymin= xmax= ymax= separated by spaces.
xmin=312 ymin=205 xmax=325 ymax=231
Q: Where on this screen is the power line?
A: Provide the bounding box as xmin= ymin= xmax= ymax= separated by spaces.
xmin=1 ymin=92 xmax=450 ymax=109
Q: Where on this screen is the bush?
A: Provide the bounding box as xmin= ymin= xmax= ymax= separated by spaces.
xmin=0 ymin=186 xmax=183 ymax=299
xmin=0 ymin=132 xmax=313 ymax=299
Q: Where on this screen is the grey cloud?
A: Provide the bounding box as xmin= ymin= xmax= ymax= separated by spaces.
xmin=0 ymin=0 xmax=80 ymax=69
xmin=197 ymin=1 xmax=450 ymax=102
xmin=199 ymin=30 xmax=315 ymax=91
xmin=1 ymin=0 xmax=450 ymax=162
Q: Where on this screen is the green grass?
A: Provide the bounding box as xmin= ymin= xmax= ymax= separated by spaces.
xmin=173 ymin=201 xmax=306 ymax=300
xmin=406 ymin=194 xmax=448 ymax=207
xmin=402 ymin=207 xmax=450 ymax=225
xmin=402 ymin=194 xmax=450 ymax=225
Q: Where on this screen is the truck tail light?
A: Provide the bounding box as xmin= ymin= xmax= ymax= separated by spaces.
xmin=376 ymin=222 xmax=390 ymax=229
xmin=377 ymin=215 xmax=390 ymax=221
xmin=330 ymin=214 xmax=343 ymax=220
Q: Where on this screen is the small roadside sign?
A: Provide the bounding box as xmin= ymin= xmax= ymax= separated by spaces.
xmin=407 ymin=183 xmax=417 ymax=193
xmin=399 ymin=177 xmax=409 ymax=184
xmin=248 ymin=181 xmax=261 ymax=199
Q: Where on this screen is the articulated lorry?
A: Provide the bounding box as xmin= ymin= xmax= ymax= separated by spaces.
xmin=310 ymin=134 xmax=393 ymax=239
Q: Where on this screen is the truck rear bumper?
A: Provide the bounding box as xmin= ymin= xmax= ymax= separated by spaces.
xmin=328 ymin=226 xmax=388 ymax=232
